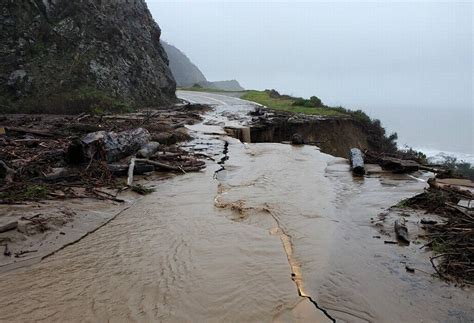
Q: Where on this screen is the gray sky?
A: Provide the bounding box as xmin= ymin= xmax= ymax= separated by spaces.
xmin=149 ymin=1 xmax=473 ymax=155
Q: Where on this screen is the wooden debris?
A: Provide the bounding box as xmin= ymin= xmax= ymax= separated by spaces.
xmin=350 ymin=148 xmax=365 ymax=175
xmin=421 ymin=219 xmax=437 ymax=225
xmin=0 ymin=221 xmax=18 ymax=233
xmin=108 ymin=163 xmax=154 ymax=176
xmin=4 ymin=126 xmax=55 ymax=137
xmin=136 ymin=159 xmax=187 ymax=173
xmin=127 ymin=157 xmax=136 ymax=186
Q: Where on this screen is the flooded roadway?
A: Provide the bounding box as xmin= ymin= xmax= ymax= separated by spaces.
xmin=0 ymin=91 xmax=472 ymax=322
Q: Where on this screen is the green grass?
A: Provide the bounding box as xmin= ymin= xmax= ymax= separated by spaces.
xmin=241 ymin=90 xmax=346 ymax=117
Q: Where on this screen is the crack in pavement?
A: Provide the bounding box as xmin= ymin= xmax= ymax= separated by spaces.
xmin=268 ymin=208 xmax=336 ymax=322
xmin=213 ymin=138 xmax=335 ymax=321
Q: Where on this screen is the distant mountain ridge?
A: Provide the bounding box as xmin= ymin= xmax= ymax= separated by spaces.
xmin=162 ymin=42 xmax=244 ymax=91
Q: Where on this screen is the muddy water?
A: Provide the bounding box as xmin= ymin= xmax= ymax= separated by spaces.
xmin=0 ymin=91 xmax=472 ymax=322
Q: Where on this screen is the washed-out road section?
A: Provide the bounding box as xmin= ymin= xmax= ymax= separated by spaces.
xmin=0 ymin=91 xmax=471 ymax=322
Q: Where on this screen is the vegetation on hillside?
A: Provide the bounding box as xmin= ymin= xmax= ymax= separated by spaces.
xmin=437 ymin=156 xmax=474 ymax=180
xmin=241 ymin=90 xmax=345 ymax=117
xmin=0 ymin=87 xmax=133 ymax=115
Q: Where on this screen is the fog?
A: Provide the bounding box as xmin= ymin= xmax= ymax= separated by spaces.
xmin=148 ymin=1 xmax=473 ymax=157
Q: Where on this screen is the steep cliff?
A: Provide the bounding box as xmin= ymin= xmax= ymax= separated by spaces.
xmin=162 ymin=41 xmax=244 ymax=91
xmin=0 ymin=0 xmax=176 ymax=112
xmin=161 ymin=41 xmax=206 ymax=88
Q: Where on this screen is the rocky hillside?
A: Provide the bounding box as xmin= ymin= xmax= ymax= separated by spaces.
xmin=162 ymin=41 xmax=244 ymax=91
xmin=0 ymin=0 xmax=176 ymax=112
xmin=201 ymin=80 xmax=244 ymax=92
xmin=161 ymin=41 xmax=206 ymax=88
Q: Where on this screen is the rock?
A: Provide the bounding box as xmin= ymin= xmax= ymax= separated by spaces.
xmin=394 ymin=218 xmax=410 ymax=244
xmin=291 ymin=133 xmax=305 ymax=145
xmin=0 ymin=160 xmax=15 ymax=183
xmin=137 ymin=142 xmax=160 ymax=158
xmin=80 ymin=128 xmax=150 ymax=163
xmin=0 ymin=0 xmax=176 ymax=109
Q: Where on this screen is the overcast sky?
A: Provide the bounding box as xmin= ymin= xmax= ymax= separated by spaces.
xmin=148 ymin=1 xmax=473 ymax=154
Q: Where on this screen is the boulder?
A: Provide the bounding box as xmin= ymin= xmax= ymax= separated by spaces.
xmin=80 ymin=128 xmax=150 ymax=163
xmin=291 ymin=133 xmax=305 ymax=145
xmin=137 ymin=142 xmax=160 ymax=158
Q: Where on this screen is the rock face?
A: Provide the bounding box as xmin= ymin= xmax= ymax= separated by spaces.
xmin=161 ymin=41 xmax=207 ymax=88
xmin=0 ymin=0 xmax=176 ymax=111
xmin=162 ymin=41 xmax=244 ymax=91
xmin=202 ymin=80 xmax=244 ymax=92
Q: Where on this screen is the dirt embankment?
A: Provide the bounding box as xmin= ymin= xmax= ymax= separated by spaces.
xmin=226 ymin=112 xmax=371 ymax=159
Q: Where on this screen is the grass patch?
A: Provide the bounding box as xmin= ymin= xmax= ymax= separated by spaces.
xmin=242 ymin=89 xmax=399 ymax=152
xmin=24 ymin=185 xmax=49 ymax=199
xmin=241 ymin=90 xmax=346 ymax=117
xmin=0 ymin=184 xmax=50 ymax=201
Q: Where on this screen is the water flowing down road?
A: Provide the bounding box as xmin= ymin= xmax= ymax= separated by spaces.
xmin=0 ymin=91 xmax=472 ymax=322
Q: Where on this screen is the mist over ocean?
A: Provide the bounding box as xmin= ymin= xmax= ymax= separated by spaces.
xmin=151 ymin=1 xmax=473 ymax=162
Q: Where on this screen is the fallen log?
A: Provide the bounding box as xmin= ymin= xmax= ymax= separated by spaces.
xmin=4 ymin=126 xmax=55 ymax=137
xmin=135 ymin=158 xmax=186 ymax=173
xmin=395 ymin=218 xmax=410 ymax=244
xmin=80 ymin=128 xmax=150 ymax=163
xmin=135 ymin=158 xmax=205 ymax=173
xmin=379 ymin=157 xmax=420 ymax=173
xmin=127 ymin=157 xmax=136 ymax=186
xmin=350 ymin=148 xmax=365 ymax=175
xmin=108 ymin=163 xmax=154 ymax=176
xmin=0 ymin=221 xmax=18 ymax=233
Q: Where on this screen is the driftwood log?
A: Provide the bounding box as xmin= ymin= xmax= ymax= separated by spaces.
xmin=108 ymin=163 xmax=154 ymax=176
xmin=380 ymin=157 xmax=420 ymax=173
xmin=80 ymin=128 xmax=150 ymax=163
xmin=4 ymin=126 xmax=55 ymax=137
xmin=0 ymin=221 xmax=18 ymax=233
xmin=127 ymin=157 xmax=136 ymax=186
xmin=135 ymin=158 xmax=187 ymax=173
xmin=350 ymin=148 xmax=365 ymax=175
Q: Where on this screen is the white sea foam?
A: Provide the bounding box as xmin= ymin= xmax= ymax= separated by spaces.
xmin=414 ymin=148 xmax=474 ymax=165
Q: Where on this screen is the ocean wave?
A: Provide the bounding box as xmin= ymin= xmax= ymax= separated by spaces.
xmin=414 ymin=148 xmax=474 ymax=165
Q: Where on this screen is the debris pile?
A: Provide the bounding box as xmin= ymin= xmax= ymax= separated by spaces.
xmin=403 ymin=178 xmax=473 ymax=285
xmin=0 ymin=104 xmax=210 ymax=203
